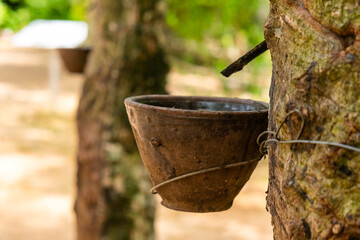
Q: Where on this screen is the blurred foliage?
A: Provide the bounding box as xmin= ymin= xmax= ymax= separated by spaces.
xmin=166 ymin=0 xmax=270 ymax=97
xmin=0 ymin=0 xmax=270 ymax=97
xmin=167 ymin=0 xmax=267 ymax=47
xmin=166 ymin=0 xmax=269 ymax=63
xmin=1 ymin=0 xmax=268 ymax=48
xmin=0 ymin=0 xmax=86 ymax=31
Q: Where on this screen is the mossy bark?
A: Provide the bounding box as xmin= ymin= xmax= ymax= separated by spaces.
xmin=75 ymin=0 xmax=169 ymax=239
xmin=265 ymin=0 xmax=360 ymax=239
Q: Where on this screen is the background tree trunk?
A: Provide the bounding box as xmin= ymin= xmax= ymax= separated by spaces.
xmin=265 ymin=0 xmax=360 ymax=239
xmin=75 ymin=0 xmax=169 ymax=239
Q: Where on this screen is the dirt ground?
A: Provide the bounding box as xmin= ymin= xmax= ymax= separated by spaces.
xmin=0 ymin=45 xmax=272 ymax=240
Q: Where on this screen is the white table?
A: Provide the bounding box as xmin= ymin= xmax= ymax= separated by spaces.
xmin=12 ymin=19 xmax=88 ymax=104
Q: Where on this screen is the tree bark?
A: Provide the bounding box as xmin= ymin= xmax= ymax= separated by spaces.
xmin=75 ymin=0 xmax=169 ymax=239
xmin=265 ymin=0 xmax=360 ymax=239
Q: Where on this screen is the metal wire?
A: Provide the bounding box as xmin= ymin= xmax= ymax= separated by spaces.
xmin=259 ymin=109 xmax=360 ymax=154
xmin=257 ymin=130 xmax=276 ymax=145
xmin=150 ymin=157 xmax=262 ymax=194
xmin=266 ymin=139 xmax=360 ymax=153
xmin=275 ymin=109 xmax=304 ymax=140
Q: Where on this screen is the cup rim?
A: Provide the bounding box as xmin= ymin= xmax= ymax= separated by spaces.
xmin=124 ymin=94 xmax=269 ymax=118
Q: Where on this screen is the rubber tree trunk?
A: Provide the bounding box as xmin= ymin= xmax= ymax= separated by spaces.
xmin=75 ymin=0 xmax=169 ymax=239
xmin=265 ymin=0 xmax=360 ymax=239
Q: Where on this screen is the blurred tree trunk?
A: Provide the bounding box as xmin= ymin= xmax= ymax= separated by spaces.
xmin=75 ymin=0 xmax=169 ymax=239
xmin=265 ymin=0 xmax=360 ymax=239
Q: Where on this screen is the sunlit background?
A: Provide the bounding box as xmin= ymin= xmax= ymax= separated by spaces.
xmin=0 ymin=0 xmax=272 ymax=239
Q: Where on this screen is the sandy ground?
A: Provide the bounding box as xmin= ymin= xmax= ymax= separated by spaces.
xmin=0 ymin=46 xmax=272 ymax=240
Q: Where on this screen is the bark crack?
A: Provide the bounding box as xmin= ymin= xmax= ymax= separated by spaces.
xmin=284 ymin=0 xmax=346 ymax=50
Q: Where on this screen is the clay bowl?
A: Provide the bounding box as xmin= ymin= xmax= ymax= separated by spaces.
xmin=57 ymin=47 xmax=90 ymax=73
xmin=125 ymin=95 xmax=268 ymax=212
